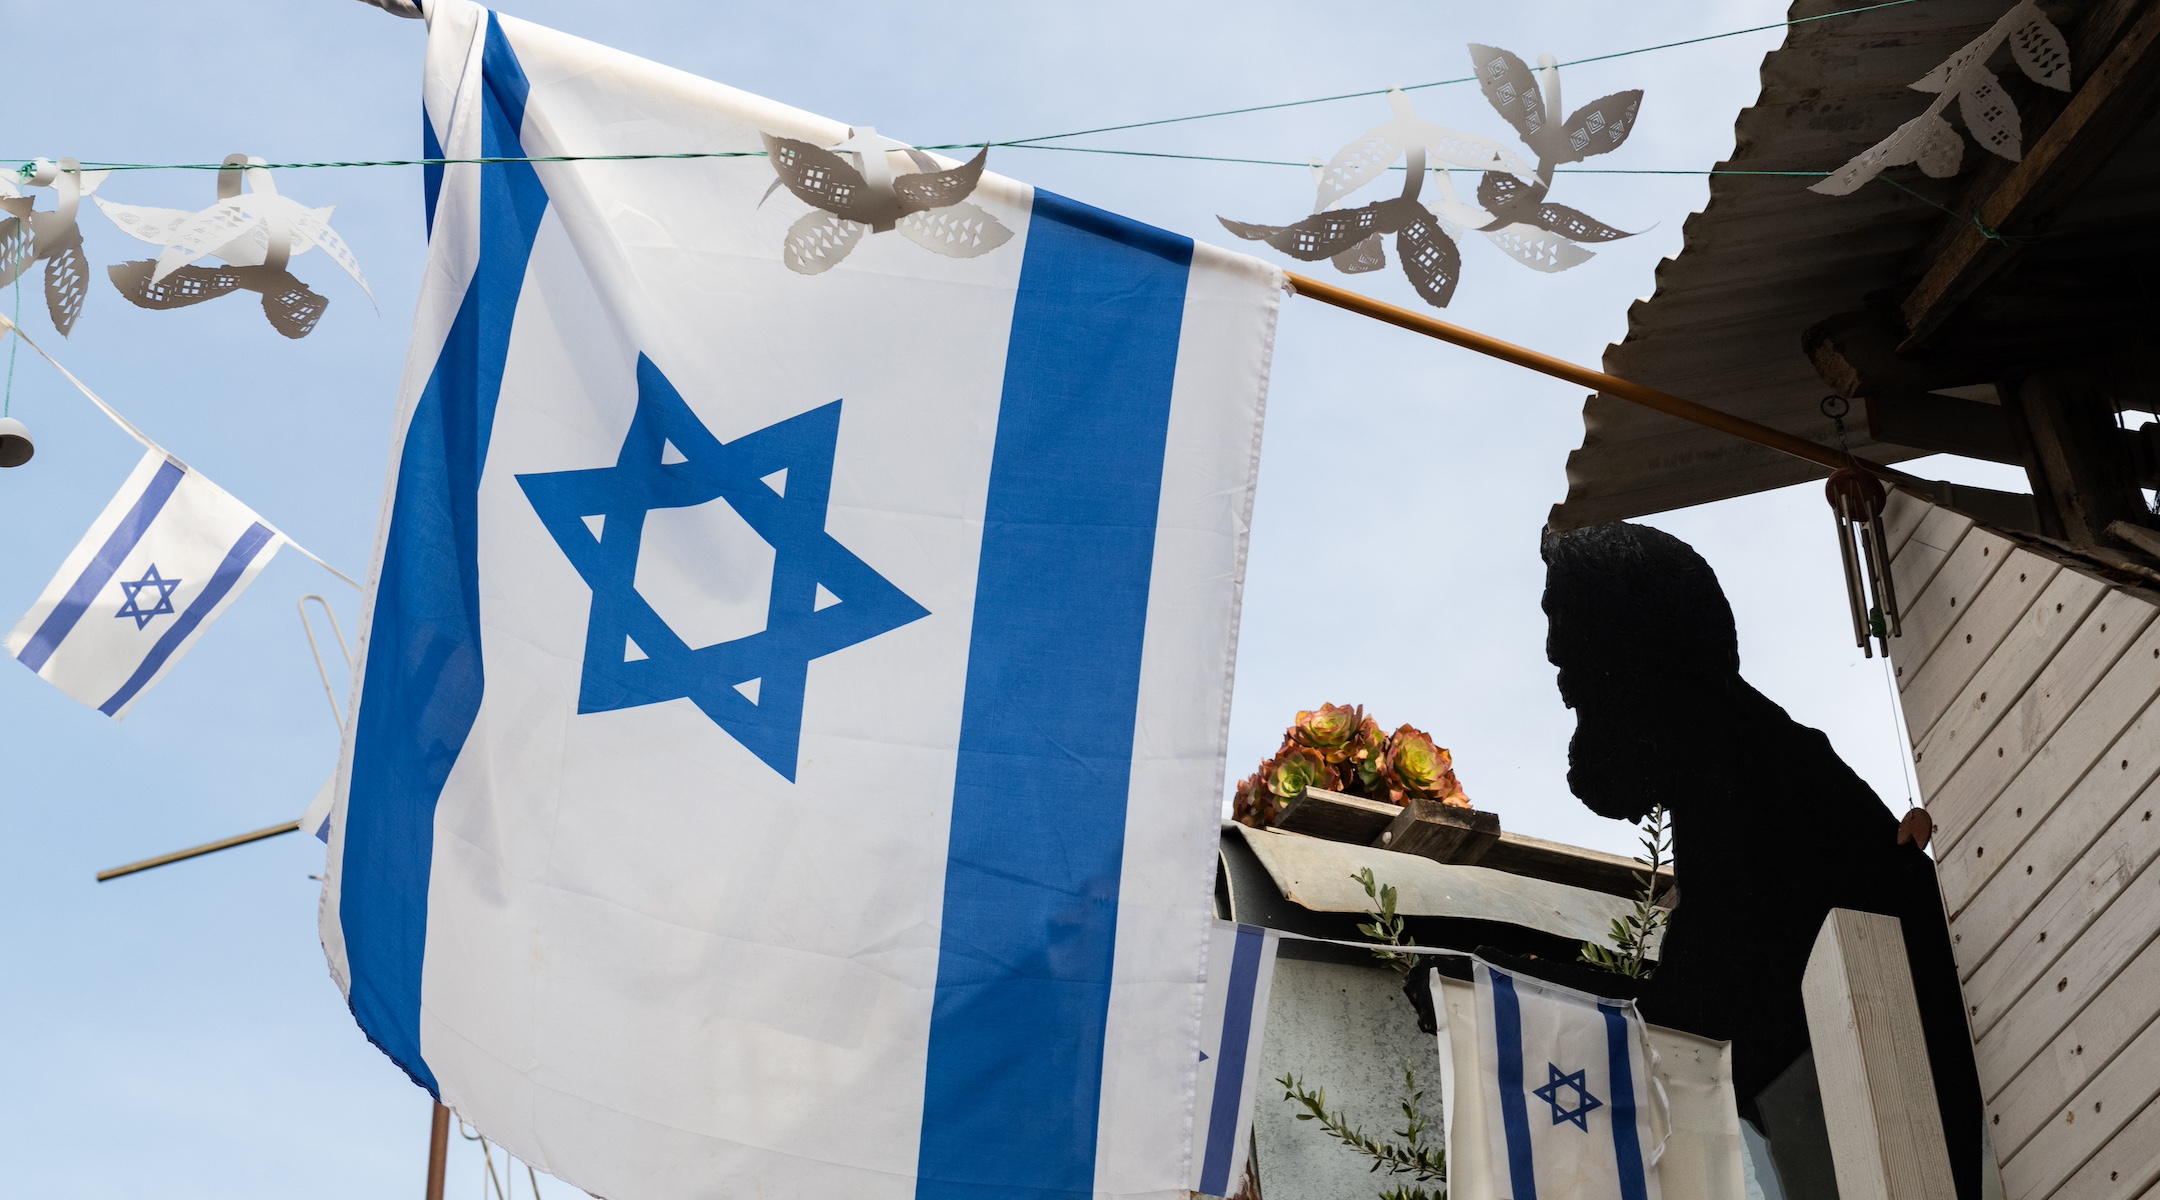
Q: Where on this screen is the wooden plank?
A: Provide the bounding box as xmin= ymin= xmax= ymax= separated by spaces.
xmin=1900 ymin=0 xmax=2160 ymax=348
xmin=1964 ymin=766 xmax=2160 ymax=1038
xmin=1883 ymin=488 xmax=1951 ymax=563
xmin=1893 ymin=526 xmax=2014 ymax=699
xmin=1373 ymin=800 xmax=1499 ymax=865
xmin=1925 ymin=592 xmax=2159 ymax=854
xmin=1889 ymin=506 xmax=1978 ymax=656
xmin=1955 ymin=732 xmax=2160 ymax=991
xmin=1936 ymin=619 xmax=2160 ymax=911
xmin=1968 ymin=836 xmax=2160 ymax=1106
xmin=1904 ymin=550 xmax=2061 ymax=745
xmin=1802 ymin=909 xmax=1958 ymax=1200
xmin=2040 ymin=1086 xmax=2160 ymax=1200
xmin=1999 ymin=992 xmax=2160 ymax=1200
xmin=1473 ymin=830 xmax=1672 ymax=900
xmin=1914 ymin=570 xmax=2111 ymax=801
xmin=1271 ymin=787 xmax=1400 ymax=844
xmin=1988 ymin=851 xmax=2160 ymax=1146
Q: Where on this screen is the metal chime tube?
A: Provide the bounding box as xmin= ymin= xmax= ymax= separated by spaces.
xmin=1868 ymin=506 xmax=1902 ymax=637
xmin=1855 ymin=505 xmax=1890 ymax=656
xmin=1834 ymin=492 xmax=1872 ymax=654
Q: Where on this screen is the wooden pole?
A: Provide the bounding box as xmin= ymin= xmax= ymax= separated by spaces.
xmin=426 ymin=1102 xmax=451 ymax=1200
xmin=1283 ymin=271 xmax=1920 ymax=484
xmin=94 ymin=821 xmax=302 ymax=882
xmin=1801 ymin=908 xmax=1956 ymax=1200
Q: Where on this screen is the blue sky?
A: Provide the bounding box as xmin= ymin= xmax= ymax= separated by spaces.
xmin=0 ymin=1 xmax=2024 ymax=1195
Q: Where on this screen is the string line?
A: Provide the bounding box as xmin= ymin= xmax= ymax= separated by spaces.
xmin=8 ymin=0 xmax=1919 ymax=176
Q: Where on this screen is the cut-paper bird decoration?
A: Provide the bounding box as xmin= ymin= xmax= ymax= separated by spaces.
xmin=96 ymin=154 xmax=370 ymax=339
xmin=1812 ymin=0 xmax=2070 ymax=196
xmin=759 ymin=129 xmax=1012 ymax=274
xmin=0 ymin=158 xmax=111 ymax=337
xmin=1220 ymin=45 xmax=1643 ymax=308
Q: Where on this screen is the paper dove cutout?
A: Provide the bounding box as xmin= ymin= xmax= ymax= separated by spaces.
xmin=1220 ymin=46 xmax=1643 ymax=309
xmin=1812 ymin=0 xmax=2070 ymax=196
xmin=97 ymin=154 xmax=370 ymax=339
xmin=759 ymin=128 xmax=1012 ymax=275
xmin=0 ymin=158 xmax=112 ymax=337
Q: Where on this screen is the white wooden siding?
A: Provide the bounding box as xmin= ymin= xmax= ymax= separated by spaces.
xmin=1883 ymin=489 xmax=2160 ymax=1200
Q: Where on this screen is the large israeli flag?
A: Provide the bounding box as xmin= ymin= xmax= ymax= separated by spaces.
xmin=317 ymin=4 xmax=1279 ymax=1199
xmin=1473 ymin=961 xmax=1667 ymax=1200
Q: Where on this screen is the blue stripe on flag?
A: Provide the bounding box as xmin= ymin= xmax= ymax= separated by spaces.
xmin=1601 ymin=1002 xmax=1650 ymax=1200
xmin=916 ymin=189 xmax=1193 ymax=1200
xmin=1490 ymin=970 xmax=1540 ymax=1200
xmin=1198 ymin=925 xmax=1266 ymax=1196
xmin=340 ymin=13 xmax=548 ymax=1098
xmin=18 ymin=459 xmax=185 ymax=672
xmin=99 ymin=521 xmax=277 ymax=716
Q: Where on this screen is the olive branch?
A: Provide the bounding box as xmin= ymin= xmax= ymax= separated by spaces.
xmin=1279 ymin=1066 xmax=1448 ymax=1200
xmin=1577 ymin=803 xmax=1671 ymax=978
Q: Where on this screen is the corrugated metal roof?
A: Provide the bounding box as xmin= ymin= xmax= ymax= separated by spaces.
xmin=1547 ymin=0 xmax=2047 ymax=530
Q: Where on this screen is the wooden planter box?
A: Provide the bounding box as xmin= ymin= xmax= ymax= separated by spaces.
xmin=1272 ymin=787 xmax=1501 ymax=866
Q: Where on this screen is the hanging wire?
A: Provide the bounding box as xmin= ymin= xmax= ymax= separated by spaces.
xmin=4 ymin=272 xmax=18 ymax=418
xmin=7 ymin=0 xmax=1919 ymax=177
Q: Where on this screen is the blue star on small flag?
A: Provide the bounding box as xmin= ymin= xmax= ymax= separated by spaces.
xmin=518 ymin=354 xmax=929 ymax=782
xmin=1532 ymin=1063 xmax=1603 ymax=1131
xmin=114 ymin=564 xmax=182 ymax=630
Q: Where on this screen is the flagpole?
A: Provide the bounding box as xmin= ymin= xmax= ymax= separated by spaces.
xmin=426 ymin=1103 xmax=451 ymax=1200
xmin=94 ymin=821 xmax=302 ymax=881
xmin=1281 ymin=271 xmax=1917 ymax=484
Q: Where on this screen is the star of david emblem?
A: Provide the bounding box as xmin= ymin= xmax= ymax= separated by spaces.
xmin=114 ymin=564 xmax=182 ymax=630
xmin=1531 ymin=1063 xmax=1603 ymax=1131
xmin=517 ymin=354 xmax=929 ymax=782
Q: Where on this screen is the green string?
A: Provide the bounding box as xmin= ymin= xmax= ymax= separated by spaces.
xmin=1875 ymin=173 xmax=2045 ymax=244
xmin=8 ymin=0 xmax=1920 ymax=175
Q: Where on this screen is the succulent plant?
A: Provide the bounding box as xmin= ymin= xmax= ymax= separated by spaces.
xmin=1292 ymin=702 xmax=1364 ymax=763
xmin=1232 ymin=771 xmax=1280 ymax=829
xmin=1344 ymin=715 xmax=1390 ymax=796
xmin=1266 ymin=745 xmax=1335 ymax=801
xmin=1384 ymin=725 xmax=1457 ymax=802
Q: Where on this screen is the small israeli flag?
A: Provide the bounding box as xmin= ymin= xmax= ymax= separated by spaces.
xmin=1191 ymin=921 xmax=1282 ymax=1198
xmin=1475 ymin=960 xmax=1666 ymax=1200
xmin=7 ymin=448 xmax=284 ymax=718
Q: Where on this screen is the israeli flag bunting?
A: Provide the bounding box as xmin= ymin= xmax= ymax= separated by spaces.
xmin=316 ymin=3 xmax=1280 ymax=1199
xmin=1473 ymin=960 xmax=1667 ymax=1200
xmin=1190 ymin=921 xmax=1281 ymax=1199
xmin=8 ymin=447 xmax=285 ymax=718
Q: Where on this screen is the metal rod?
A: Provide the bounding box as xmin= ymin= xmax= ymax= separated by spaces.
xmin=427 ymin=1103 xmax=451 ymax=1200
xmin=1855 ymin=501 xmax=1890 ymax=656
xmin=1868 ymin=507 xmax=1903 ymax=637
xmin=1834 ymin=494 xmax=1871 ymax=653
xmin=94 ymin=821 xmax=302 ymax=882
xmin=1284 ymin=271 xmax=1918 ymax=482
xmin=298 ymin=594 xmax=352 ymax=731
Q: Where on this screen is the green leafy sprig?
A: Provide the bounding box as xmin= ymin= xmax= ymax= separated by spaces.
xmin=1353 ymin=867 xmax=1419 ymax=977
xmin=1279 ymin=1066 xmax=1447 ymax=1199
xmin=1577 ymin=803 xmax=1672 ymax=978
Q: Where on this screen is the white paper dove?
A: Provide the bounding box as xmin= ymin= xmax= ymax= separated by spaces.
xmin=97 ymin=154 xmax=370 ymax=339
xmin=759 ymin=128 xmax=1012 ymax=275
xmin=1220 ymin=46 xmax=1644 ymax=309
xmin=1812 ymin=0 xmax=2070 ymax=196
xmin=0 ymin=158 xmax=113 ymax=337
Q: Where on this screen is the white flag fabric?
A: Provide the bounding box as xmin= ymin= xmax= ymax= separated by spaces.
xmin=8 ymin=447 xmax=284 ymax=718
xmin=1190 ymin=921 xmax=1282 ymax=1198
xmin=316 ymin=4 xmax=1279 ymax=1200
xmin=1471 ymin=961 xmax=1667 ymax=1200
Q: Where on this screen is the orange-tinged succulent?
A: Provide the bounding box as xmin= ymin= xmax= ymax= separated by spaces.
xmin=1265 ymin=746 xmax=1333 ymax=800
xmin=1292 ymin=703 xmax=1363 ymax=763
xmin=1232 ymin=771 xmax=1280 ymax=828
xmin=1384 ymin=724 xmax=1455 ymax=801
xmin=1344 ymin=715 xmax=1390 ymax=796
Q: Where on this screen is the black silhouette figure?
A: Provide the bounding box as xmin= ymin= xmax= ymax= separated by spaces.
xmin=1541 ymin=522 xmax=1982 ymax=1200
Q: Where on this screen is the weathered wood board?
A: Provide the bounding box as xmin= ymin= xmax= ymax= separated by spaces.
xmin=1883 ymin=489 xmax=2160 ymax=1200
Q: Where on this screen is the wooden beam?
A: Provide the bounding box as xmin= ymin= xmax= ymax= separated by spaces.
xmin=1802 ymin=908 xmax=1958 ymax=1200
xmin=1287 ymin=272 xmax=1917 ymax=483
xmin=1900 ymin=0 xmax=2160 ymax=348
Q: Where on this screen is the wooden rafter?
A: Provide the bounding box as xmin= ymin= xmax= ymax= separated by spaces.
xmin=1900 ymin=0 xmax=2160 ymax=349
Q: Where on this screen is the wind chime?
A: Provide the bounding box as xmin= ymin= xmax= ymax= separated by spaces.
xmin=1821 ymin=396 xmax=1901 ymax=657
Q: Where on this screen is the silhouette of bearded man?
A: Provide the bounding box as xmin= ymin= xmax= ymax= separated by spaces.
xmin=1542 ymin=521 xmax=1980 ymax=1200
